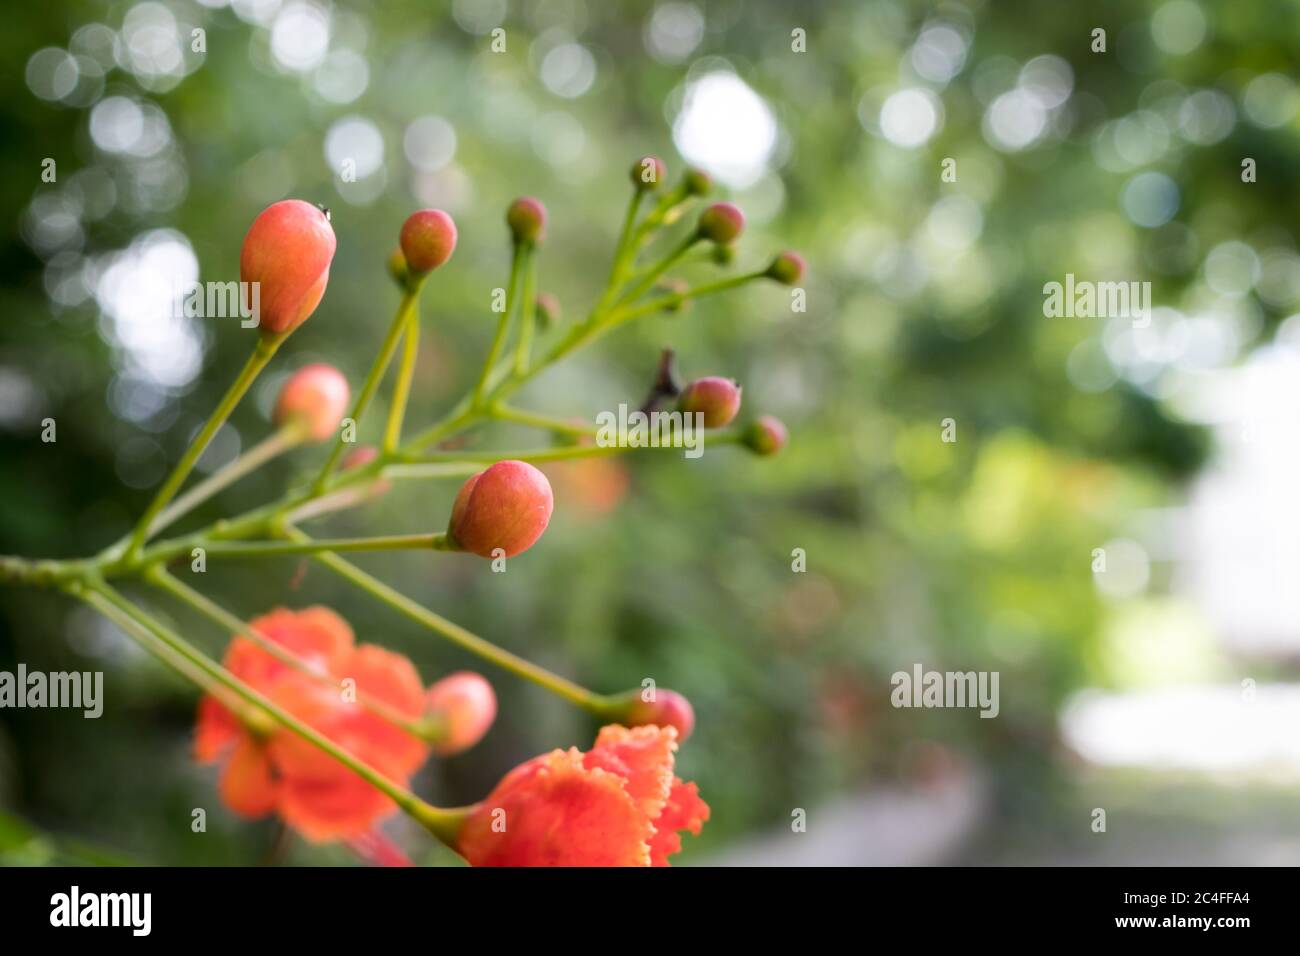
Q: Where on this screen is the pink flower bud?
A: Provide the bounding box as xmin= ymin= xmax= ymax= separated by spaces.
xmin=627 ymin=689 xmax=696 ymax=742
xmin=342 ymin=445 xmax=391 ymax=497
xmin=399 ymin=209 xmax=458 ymax=275
xmin=506 ymin=197 xmax=547 ymax=245
xmin=683 ymin=167 xmax=713 ymax=197
xmin=447 ymin=460 xmax=554 ymax=558
xmin=678 ymin=376 xmax=742 ymax=428
xmin=696 ymin=202 xmax=745 ymax=244
xmin=274 ymin=363 xmax=350 ymax=442
xmin=425 ymin=671 xmax=497 ymax=756
xmin=630 ymin=155 xmax=667 ymax=191
xmin=535 ymin=291 xmax=561 ymax=329
xmin=766 ymin=250 xmax=806 ymax=285
xmin=239 ymin=200 xmax=336 ymax=337
xmin=743 ymin=415 xmax=788 ymax=456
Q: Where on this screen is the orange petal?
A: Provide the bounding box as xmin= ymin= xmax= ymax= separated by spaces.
xmin=584 ymin=724 xmax=676 ymax=820
xmin=218 ymin=737 xmax=277 ymax=819
xmin=648 ymin=778 xmax=711 ymax=866
xmin=194 ymin=693 xmax=240 ymax=763
xmin=459 ymin=749 xmax=653 ymax=867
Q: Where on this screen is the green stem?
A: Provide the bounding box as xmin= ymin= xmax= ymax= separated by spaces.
xmin=146 ymin=568 xmax=441 ymax=741
xmin=175 ymin=533 xmax=452 ymax=561
xmin=491 ymin=405 xmax=596 ymax=438
xmin=613 ymin=233 xmax=699 ymax=308
xmin=596 ymin=190 xmax=645 ymax=312
xmin=512 ymin=246 xmax=537 ymax=377
xmin=126 ymin=334 xmax=284 ymax=561
xmin=148 ymin=427 xmax=302 ymax=538
xmin=609 ymin=271 xmax=765 ymax=325
xmin=383 ymin=307 xmax=421 ymax=452
xmin=313 ymin=281 xmax=425 ymax=493
xmin=82 ymin=580 xmax=465 ymax=843
xmin=283 ymin=525 xmax=610 ymax=713
xmin=472 ymin=245 xmax=524 ymax=408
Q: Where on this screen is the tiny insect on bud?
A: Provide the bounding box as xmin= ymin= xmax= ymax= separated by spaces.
xmin=535 ymin=292 xmax=561 ymax=330
xmin=399 ymin=209 xmax=458 ymax=275
xmin=239 ymin=199 xmax=337 ymax=337
xmin=742 ymin=415 xmax=788 ymax=456
xmin=387 ymin=248 xmax=409 ymax=287
xmin=447 ymin=460 xmax=554 ymax=558
xmin=424 ymin=671 xmax=497 ymax=756
xmin=682 ymin=167 xmax=713 ymax=197
xmin=623 ymin=689 xmax=696 ymax=741
xmin=631 ymin=155 xmax=667 ymax=191
xmin=677 ymin=376 xmax=742 ymax=428
xmin=696 ymin=202 xmax=745 ymax=245
xmin=765 ymin=250 xmax=806 ymax=285
xmin=274 ymin=364 xmax=350 ymax=442
xmin=506 ymin=197 xmax=547 ymax=246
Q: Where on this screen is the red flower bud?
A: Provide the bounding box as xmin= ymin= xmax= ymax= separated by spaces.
xmin=399 ymin=209 xmax=458 ymax=275
xmin=239 ymin=200 xmax=336 ymax=337
xmin=447 ymin=460 xmax=554 ymax=558
xmin=766 ymin=250 xmax=806 ymax=285
xmin=274 ymin=363 xmax=350 ymax=442
xmin=677 ymin=376 xmax=742 ymax=428
xmin=630 ymin=155 xmax=667 ymax=191
xmin=696 ymin=202 xmax=745 ymax=244
xmin=626 ymin=689 xmax=696 ymax=742
xmin=506 ymin=197 xmax=547 ymax=245
xmin=425 ymin=671 xmax=497 ymax=756
xmin=682 ymin=167 xmax=713 ymax=197
xmin=742 ymin=415 xmax=788 ymax=456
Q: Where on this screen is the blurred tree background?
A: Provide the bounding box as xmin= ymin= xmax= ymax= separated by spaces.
xmin=2 ymin=0 xmax=1298 ymax=865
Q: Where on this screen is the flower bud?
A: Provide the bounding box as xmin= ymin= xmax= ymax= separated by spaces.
xmin=274 ymin=364 xmax=350 ymax=442
xmin=682 ymin=167 xmax=713 ymax=197
xmin=387 ymin=248 xmax=409 ymax=287
xmin=447 ymin=460 xmax=554 ymax=558
xmin=677 ymin=376 xmax=742 ymax=428
xmin=621 ymin=689 xmax=696 ymax=742
xmin=506 ymin=197 xmax=547 ymax=246
xmin=535 ymin=291 xmax=561 ymax=330
xmin=342 ymin=445 xmax=391 ymax=497
xmin=766 ymin=250 xmax=806 ymax=285
xmin=425 ymin=671 xmax=497 ymax=756
xmin=711 ymin=243 xmax=737 ymax=266
xmin=630 ymin=155 xmax=667 ymax=191
xmin=399 ymin=209 xmax=458 ymax=275
xmin=696 ymin=202 xmax=745 ymax=244
xmin=239 ymin=200 xmax=337 ymax=337
xmin=658 ymin=277 xmax=691 ymax=314
xmin=742 ymin=415 xmax=788 ymax=456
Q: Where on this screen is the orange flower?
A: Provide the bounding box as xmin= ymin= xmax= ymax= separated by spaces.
xmin=457 ymin=725 xmax=708 ymax=867
xmin=194 ymin=606 xmax=430 ymax=842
